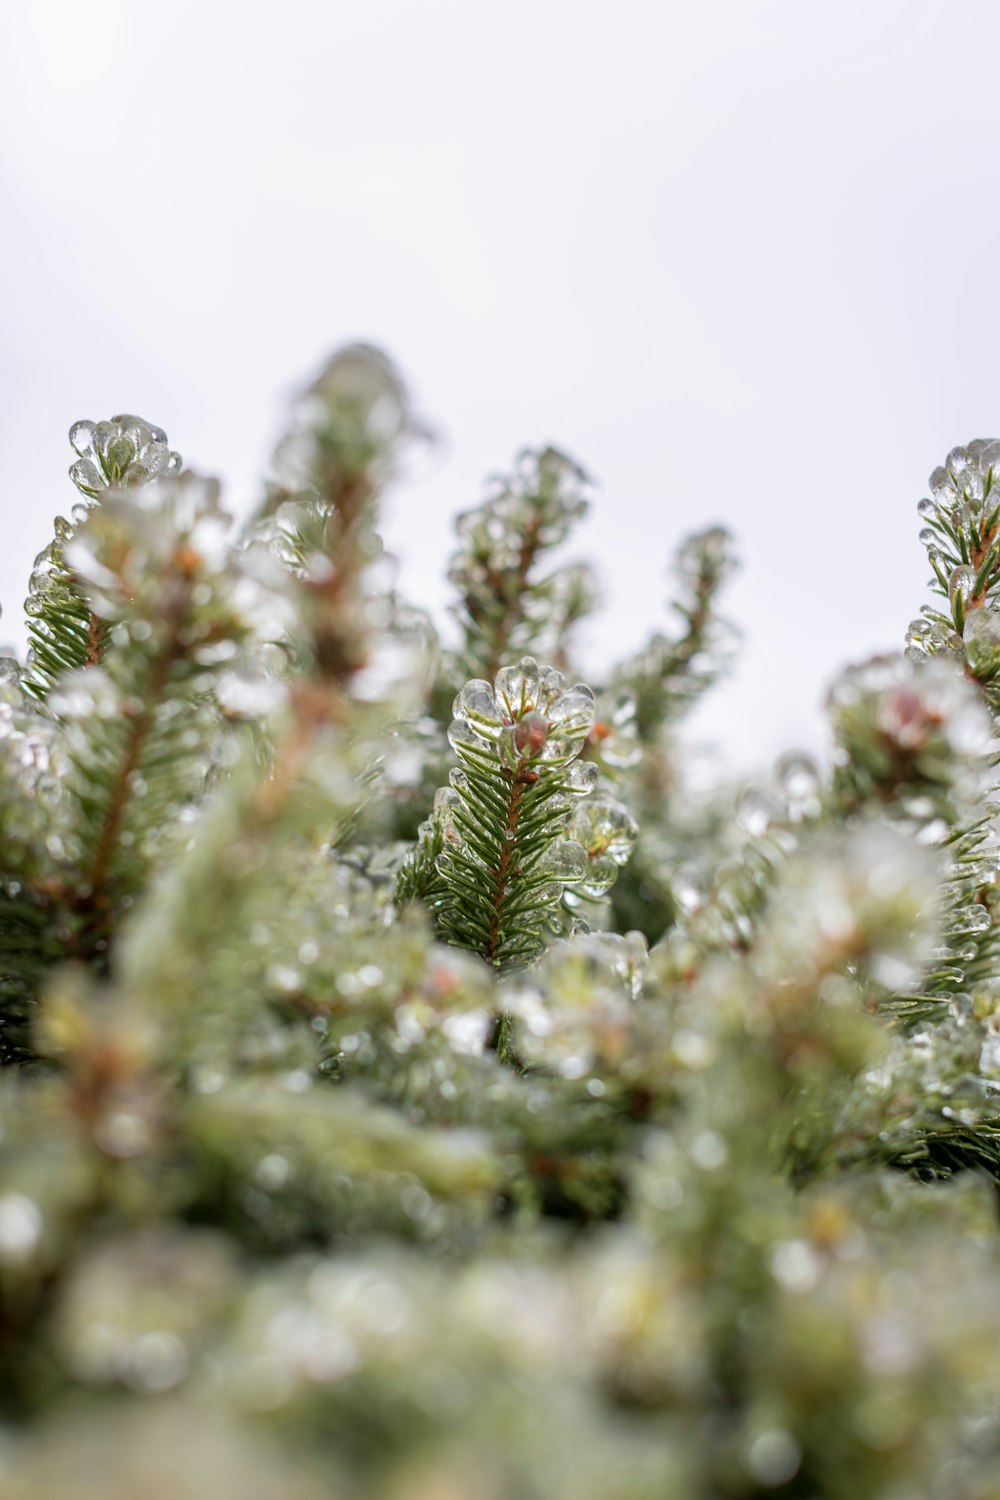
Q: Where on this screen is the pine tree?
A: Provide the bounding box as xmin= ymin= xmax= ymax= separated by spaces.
xmin=3 ymin=351 xmax=1000 ymax=1499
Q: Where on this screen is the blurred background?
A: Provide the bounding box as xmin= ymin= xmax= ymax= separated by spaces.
xmin=1 ymin=0 xmax=997 ymax=770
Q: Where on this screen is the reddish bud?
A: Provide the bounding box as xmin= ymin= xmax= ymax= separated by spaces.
xmin=878 ymin=688 xmax=943 ymax=751
xmin=513 ymin=711 xmax=549 ymax=757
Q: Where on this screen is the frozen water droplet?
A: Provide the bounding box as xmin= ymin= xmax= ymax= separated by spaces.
xmin=215 ymin=668 xmax=286 ymax=717
xmin=570 ymin=794 xmax=637 ymax=865
xmin=930 ymin=468 xmax=953 ymax=501
xmin=748 ymin=1431 xmax=801 ymax=1489
xmin=69 ymin=414 xmax=180 ymax=497
xmin=964 ymin=608 xmax=1000 ymax=675
xmin=447 ymin=718 xmax=484 ymax=756
xmin=69 ymin=420 xmax=97 ymax=460
xmin=532 ymin=880 xmax=564 ymax=906
xmin=578 ymin=854 xmax=617 ymax=897
xmin=453 ymin=679 xmax=502 ymax=735
xmin=564 ymin=759 xmax=599 ymax=794
xmin=610 ymin=690 xmax=637 ymax=726
xmin=69 ymin=458 xmax=104 ymax=498
xmin=49 ymin=667 xmax=122 ymax=720
xmin=141 ymin=443 xmax=171 ymax=478
xmin=737 ymin=784 xmax=778 ymax=837
xmin=536 ymin=664 xmax=566 ymax=705
xmin=548 ymin=683 xmax=596 ymax=739
xmin=497 ymin=723 xmax=521 ymax=771
xmin=775 ymin=750 xmax=820 ymax=803
xmin=448 ymin=767 xmax=471 ymax=796
xmin=673 ymin=862 xmax=708 ymax=915
xmin=495 ymin=656 xmax=541 ymax=716
xmin=905 ymin=618 xmax=934 ymax=653
xmin=442 ymin=1010 xmax=491 ymax=1056
xmin=541 ymin=839 xmax=588 ymax=883
xmin=956 ymin=904 xmax=991 ymax=935
xmin=433 ymin=785 xmax=462 ymax=815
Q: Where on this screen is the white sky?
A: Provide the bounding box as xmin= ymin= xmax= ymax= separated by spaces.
xmin=2 ymin=0 xmax=999 ymax=771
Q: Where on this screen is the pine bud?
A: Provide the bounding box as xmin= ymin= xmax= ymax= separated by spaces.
xmin=513 ymin=710 xmax=549 ymax=758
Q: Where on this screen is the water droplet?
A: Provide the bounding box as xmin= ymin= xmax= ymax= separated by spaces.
xmin=570 ymin=794 xmax=637 ymax=865
xmin=540 ymin=839 xmax=588 ymax=883
xmin=495 ymin=657 xmax=542 ymax=716
xmin=69 ymin=420 xmax=97 ymax=460
xmin=747 ymin=1430 xmax=801 ymax=1488
xmin=578 ymin=855 xmax=617 ymax=897
xmin=453 ymin=679 xmax=502 ymax=734
xmin=215 ymin=668 xmax=286 ymax=718
xmin=689 ymin=1130 xmax=727 ymax=1170
xmin=68 ymin=416 xmax=180 ymax=497
xmin=955 ymin=904 xmax=991 ymax=935
xmin=964 ymin=608 xmax=1000 ymax=675
xmin=547 ymin=683 xmax=596 ymax=739
xmin=442 ymin=1010 xmax=491 ymax=1056
xmin=737 ymin=784 xmax=778 ymax=837
xmin=769 ymin=1238 xmax=822 ymax=1294
xmin=69 ymin=458 xmax=103 ymax=498
xmin=256 ymin=1153 xmax=291 ymax=1189
xmin=447 ymin=718 xmax=484 ymax=757
xmin=775 ymin=750 xmax=820 ymax=802
xmin=673 ymin=863 xmax=708 ymax=915
xmin=563 ymin=759 xmax=599 ymax=794
xmin=48 ymin=668 xmax=121 ymax=720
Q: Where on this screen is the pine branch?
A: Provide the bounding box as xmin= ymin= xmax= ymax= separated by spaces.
xmin=612 ymin=525 xmax=737 ymax=743
xmin=825 ymin=653 xmax=994 ymax=1026
xmin=11 ymin=355 xmax=1000 ymax=1499
xmin=393 ymin=805 xmax=445 ymax=910
xmin=562 ymin=791 xmax=639 ymax=916
xmin=443 ymin=448 xmax=597 ymax=692
xmin=0 ymin=470 xmax=292 ymax=1057
xmin=22 ymin=415 xmax=181 ymax=701
xmin=51 ymin=474 xmax=279 ymax=929
xmin=115 ymin=347 xmax=429 ymax=1054
xmin=420 ymin=657 xmax=600 ymax=973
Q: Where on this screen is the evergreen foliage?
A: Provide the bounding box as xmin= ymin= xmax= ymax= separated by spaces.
xmin=443 ymin=446 xmax=597 ymax=690
xmin=3 ymin=351 xmax=1000 ymax=1497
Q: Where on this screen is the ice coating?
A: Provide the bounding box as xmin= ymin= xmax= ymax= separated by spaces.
xmin=450 ymin=656 xmax=596 ymax=768
xmin=68 ymin=414 xmax=182 ymax=499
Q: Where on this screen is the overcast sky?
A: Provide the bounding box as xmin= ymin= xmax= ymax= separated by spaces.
xmin=2 ymin=0 xmax=998 ymax=771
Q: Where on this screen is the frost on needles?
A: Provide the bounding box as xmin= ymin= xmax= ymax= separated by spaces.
xmin=5 ymin=351 xmax=1000 ymax=1497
